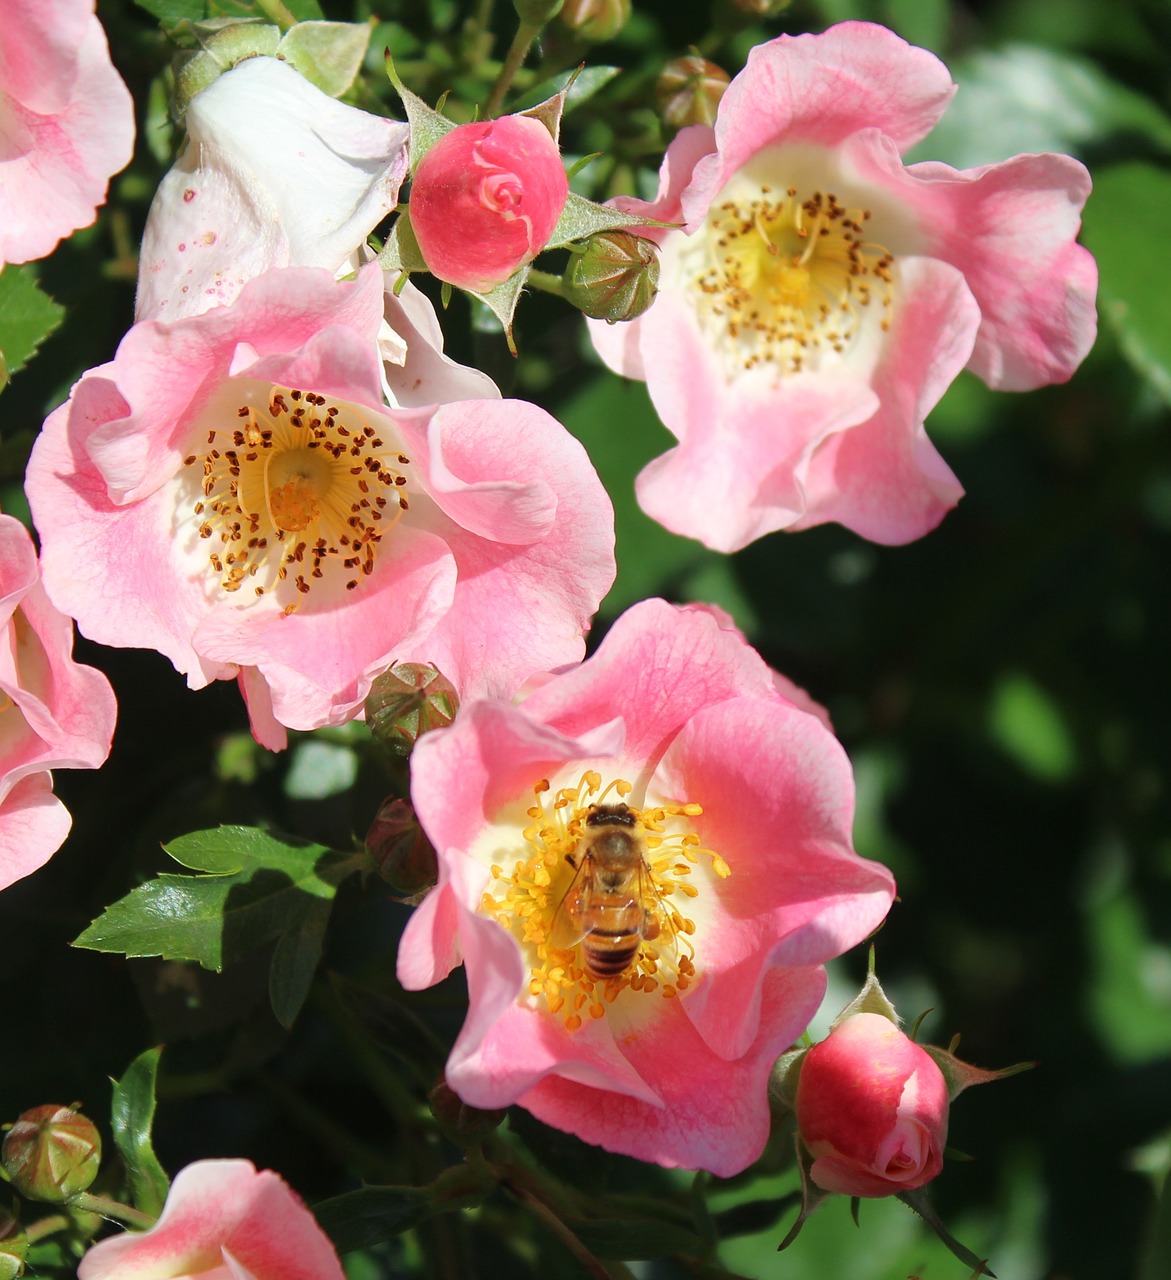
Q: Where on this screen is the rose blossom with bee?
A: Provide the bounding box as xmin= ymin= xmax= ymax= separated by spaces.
xmin=398 ymin=599 xmax=895 ymax=1174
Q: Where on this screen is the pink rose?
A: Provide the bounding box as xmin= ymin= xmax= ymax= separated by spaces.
xmin=398 ymin=598 xmax=895 ymax=1174
xmin=795 ymin=1011 xmax=949 ymax=1197
xmin=409 ymin=115 xmax=569 ymax=292
xmin=25 ymin=263 xmax=615 ymax=750
xmin=136 ymin=56 xmax=409 ymax=324
xmin=77 ymin=1159 xmax=345 ymax=1280
xmin=589 ymin=21 xmax=1097 ymax=551
xmin=0 ymin=514 xmax=116 ymax=890
xmin=0 ymin=0 xmax=134 ymax=267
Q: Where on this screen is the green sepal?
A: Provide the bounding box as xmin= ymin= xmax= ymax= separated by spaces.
xmin=768 ymin=1045 xmax=809 ymax=1112
xmin=0 ymin=267 xmax=64 ymax=386
xmin=922 ymin=1043 xmax=1036 ymax=1103
xmin=896 ymin=1187 xmax=996 ymax=1277
xmin=544 ymin=191 xmax=674 ymax=254
xmin=74 ymin=826 xmax=359 ymax=1028
xmin=776 ymin=1133 xmax=833 ymax=1252
xmin=383 ymin=53 xmax=460 ymax=172
xmin=277 ymin=21 xmax=373 ymax=98
xmin=109 ymin=1047 xmax=170 ymax=1219
xmin=829 ymin=966 xmax=900 ymax=1030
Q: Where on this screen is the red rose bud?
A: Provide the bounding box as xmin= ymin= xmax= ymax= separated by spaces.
xmin=558 ymin=0 xmax=632 ymax=41
xmin=795 ymin=1012 xmax=948 ymax=1198
xmin=410 ymin=116 xmax=569 ymax=293
xmin=562 ymin=231 xmax=660 ymax=323
xmin=655 ymin=56 xmax=730 ymax=129
xmin=2 ymin=1106 xmax=101 ymax=1203
xmin=365 ymin=797 xmax=439 ymax=900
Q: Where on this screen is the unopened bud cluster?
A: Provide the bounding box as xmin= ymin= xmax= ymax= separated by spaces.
xmin=558 ymin=0 xmax=631 ymax=41
xmin=655 ymin=55 xmax=730 ymax=128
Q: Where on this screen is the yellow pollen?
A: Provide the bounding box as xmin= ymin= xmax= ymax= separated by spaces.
xmin=185 ymin=386 xmax=411 ymax=610
xmin=479 ymin=771 xmax=730 ymax=1034
xmin=693 ymin=185 xmax=894 ymax=377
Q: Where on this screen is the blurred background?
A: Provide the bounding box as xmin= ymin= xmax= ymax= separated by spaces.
xmin=1 ymin=1 xmax=1169 ymax=1277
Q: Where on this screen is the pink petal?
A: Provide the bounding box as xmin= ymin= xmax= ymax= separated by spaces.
xmin=790 ymin=254 xmax=977 ymax=541
xmin=0 ymin=774 xmax=71 ymax=890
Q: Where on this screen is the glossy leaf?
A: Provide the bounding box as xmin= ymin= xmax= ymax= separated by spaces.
xmin=0 ymin=267 xmax=64 ymax=383
xmin=109 ymin=1047 xmax=170 ymax=1218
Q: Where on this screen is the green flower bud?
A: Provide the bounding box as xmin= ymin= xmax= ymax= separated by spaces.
xmin=365 ymin=663 xmax=459 ymax=757
xmin=365 ymin=798 xmax=439 ymax=901
xmin=655 ymin=55 xmax=730 ymax=129
xmin=558 ymin=0 xmax=631 ymax=42
xmin=2 ymin=1106 xmax=101 ymax=1203
xmin=0 ymin=1207 xmax=27 ymax=1280
xmin=727 ymin=0 xmax=792 ymax=14
xmin=562 ymin=231 xmax=660 ymax=324
xmin=513 ymin=0 xmax=565 ymax=26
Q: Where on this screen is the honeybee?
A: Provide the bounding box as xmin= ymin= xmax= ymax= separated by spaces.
xmin=550 ymin=803 xmax=671 ymax=980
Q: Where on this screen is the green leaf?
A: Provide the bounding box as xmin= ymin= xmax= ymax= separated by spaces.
xmin=133 ymin=0 xmax=204 ymax=25
xmin=509 ymin=66 xmax=622 ymax=115
xmin=278 ymin=21 xmax=372 ymax=98
xmin=1082 ymin=163 xmax=1171 ymax=403
xmin=74 ymin=827 xmax=353 ymax=1027
xmin=327 ymin=973 xmax=448 ymax=1084
xmin=109 ymin=1047 xmax=170 ymax=1219
xmin=0 ymin=267 xmax=64 ymax=382
xmin=314 ymin=1167 xmax=494 ymax=1253
xmin=571 ymin=1217 xmax=705 ymax=1259
xmin=987 ymin=671 xmax=1077 ymax=782
xmin=909 ymin=44 xmax=1171 ymax=170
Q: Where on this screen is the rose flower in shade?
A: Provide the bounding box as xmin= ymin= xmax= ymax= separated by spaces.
xmin=0 ymin=0 xmax=134 ymax=267
xmin=397 ymin=598 xmax=895 ymax=1175
xmin=795 ymin=1010 xmax=948 ymax=1197
xmin=26 ymin=263 xmax=615 ymax=750
xmin=0 ymin=514 xmax=116 ymax=891
xmin=409 ymin=114 xmax=569 ymax=293
xmin=589 ymin=21 xmax=1097 ymax=551
xmin=77 ymin=1159 xmax=345 ymax=1280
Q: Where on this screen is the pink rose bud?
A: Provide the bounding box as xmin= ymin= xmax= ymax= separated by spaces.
xmin=795 ymin=1012 xmax=949 ymax=1198
xmin=410 ymin=115 xmax=569 ymax=292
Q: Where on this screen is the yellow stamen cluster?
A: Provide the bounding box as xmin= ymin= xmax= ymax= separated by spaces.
xmin=480 ymin=771 xmax=731 ymax=1033
xmin=184 ymin=386 xmax=410 ymax=612
xmin=694 ymin=185 xmax=894 ymax=375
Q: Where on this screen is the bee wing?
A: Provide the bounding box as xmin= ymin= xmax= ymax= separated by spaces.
xmin=548 ymin=855 xmax=596 ymax=952
xmin=637 ymin=860 xmax=681 ymax=959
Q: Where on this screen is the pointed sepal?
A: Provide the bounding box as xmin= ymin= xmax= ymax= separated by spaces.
xmin=768 ymin=1045 xmax=810 ymax=1113
xmin=897 ymin=1187 xmax=996 ymax=1277
xmin=830 ymin=966 xmax=900 ymax=1030
xmin=776 ymin=1133 xmax=834 ymax=1252
xmin=922 ymin=1043 xmax=1036 ymax=1103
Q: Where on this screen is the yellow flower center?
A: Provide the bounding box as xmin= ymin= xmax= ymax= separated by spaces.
xmin=185 ymin=386 xmax=410 ymax=612
xmin=692 ymin=184 xmax=894 ymax=376
xmin=480 ymin=771 xmax=731 ymax=1034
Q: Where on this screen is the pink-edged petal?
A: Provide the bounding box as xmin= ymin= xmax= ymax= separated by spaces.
xmin=651 ymin=697 xmax=894 ymax=1060
xmin=854 ymin=141 xmax=1097 ymax=391
xmin=27 ymin=395 xmax=231 ymax=689
xmin=521 ymin=966 xmax=826 ymax=1175
xmin=193 ymin=523 xmax=457 ymax=732
xmin=381 ymin=275 xmax=501 ymax=407
xmin=237 ymin=668 xmax=288 ymax=752
xmin=789 ymin=255 xmax=977 ymax=542
xmin=77 ymin=1159 xmax=345 ymax=1280
xmin=87 ymin=266 xmax=386 ymax=504
xmin=632 ymin=278 xmax=880 ymax=550
xmin=684 ymin=22 xmax=955 ymax=223
xmin=0 ymin=773 xmax=71 ymax=890
xmin=0 ymin=0 xmax=91 ymax=115
xmin=521 ymin=599 xmax=780 ymax=776
xmin=391 ymin=399 xmax=615 ymax=699
xmin=0 ymin=14 xmax=133 ymax=267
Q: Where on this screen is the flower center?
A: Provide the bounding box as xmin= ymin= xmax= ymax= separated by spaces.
xmin=691 ymin=185 xmax=893 ymax=377
xmin=185 ymin=386 xmax=410 ymax=612
xmin=480 ymin=771 xmax=730 ymax=1033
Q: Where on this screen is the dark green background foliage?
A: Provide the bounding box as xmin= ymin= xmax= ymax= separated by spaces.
xmin=2 ymin=1 xmax=1170 ymax=1277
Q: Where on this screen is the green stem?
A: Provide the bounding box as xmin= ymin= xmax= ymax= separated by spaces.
xmin=254 ymin=0 xmax=298 ymax=29
xmin=525 ymin=268 xmax=566 ymax=297
xmin=504 ymin=1181 xmax=635 ymax=1280
xmin=70 ymin=1193 xmax=156 ymax=1230
xmin=23 ymin=1214 xmax=71 ymax=1245
xmin=484 ymin=21 xmax=540 ymax=117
